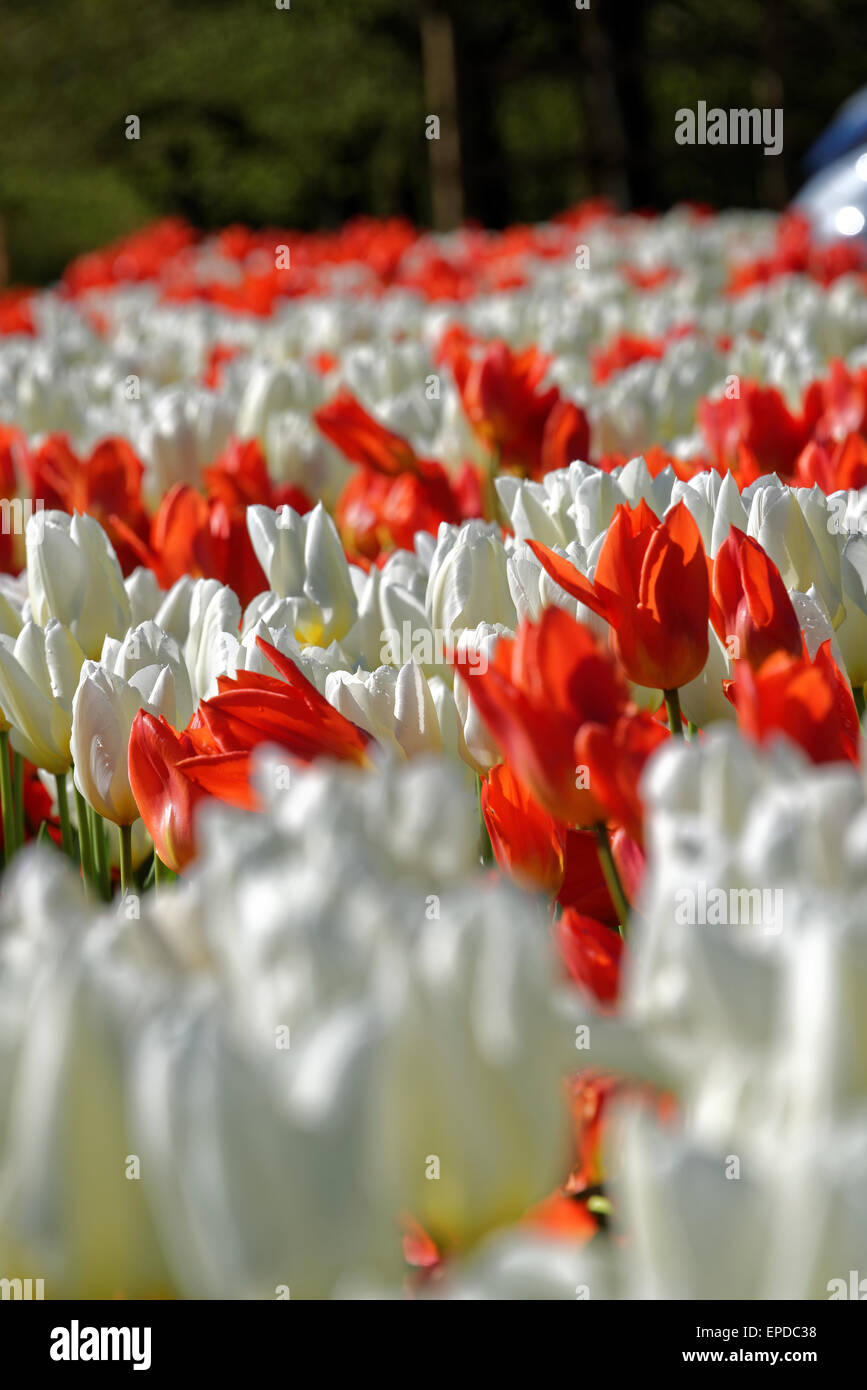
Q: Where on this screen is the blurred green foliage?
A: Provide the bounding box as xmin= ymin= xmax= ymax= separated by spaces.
xmin=0 ymin=0 xmax=864 ymax=284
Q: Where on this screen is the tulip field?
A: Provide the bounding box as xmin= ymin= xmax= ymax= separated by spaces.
xmin=1 ymin=201 xmax=867 ymax=1304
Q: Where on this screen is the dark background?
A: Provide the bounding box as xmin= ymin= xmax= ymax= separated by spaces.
xmin=0 ymin=0 xmax=864 ymax=285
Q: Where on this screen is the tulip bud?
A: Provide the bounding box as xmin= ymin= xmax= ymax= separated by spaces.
xmin=0 ymin=619 xmax=85 ymax=773
xmin=426 ymin=521 xmax=517 ymax=637
xmin=26 ymin=510 xmax=131 ymax=659
xmin=247 ymin=502 xmax=356 ymax=644
xmin=71 ymin=661 xmax=179 ymax=825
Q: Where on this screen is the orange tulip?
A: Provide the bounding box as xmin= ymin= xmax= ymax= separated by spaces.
xmin=528 ymin=499 xmax=710 ymax=690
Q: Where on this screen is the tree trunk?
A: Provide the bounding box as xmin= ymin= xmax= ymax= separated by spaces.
xmin=419 ymin=0 xmax=465 ymax=230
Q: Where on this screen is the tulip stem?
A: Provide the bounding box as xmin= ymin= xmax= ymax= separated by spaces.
xmin=854 ymin=684 xmax=866 ymax=726
xmin=663 ymin=687 xmax=684 ymax=737
xmin=12 ymin=751 xmax=24 ymax=849
xmin=476 ymin=774 xmax=494 ymax=867
xmin=154 ymin=852 xmax=174 ymax=889
xmin=118 ymin=823 xmax=134 ymax=899
xmin=55 ymin=772 xmax=73 ymax=858
xmin=89 ymin=804 xmax=111 ymax=901
xmin=593 ymin=822 xmax=631 ymax=939
xmin=0 ymin=730 xmax=16 ymax=864
xmin=74 ymin=787 xmax=95 ymax=894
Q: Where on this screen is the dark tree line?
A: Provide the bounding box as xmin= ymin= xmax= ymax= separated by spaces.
xmin=0 ymin=0 xmax=864 ymax=283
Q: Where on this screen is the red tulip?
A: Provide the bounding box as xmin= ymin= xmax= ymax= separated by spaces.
xmin=128 ymin=713 xmax=214 ymax=873
xmin=315 ymin=389 xmax=420 ymax=475
xmin=480 ymin=763 xmax=565 ymax=896
xmin=539 ymin=397 xmax=591 ymax=475
xmin=555 ymin=910 xmax=624 ymax=1008
xmin=454 ymin=607 xmax=629 ymax=826
xmin=730 ymin=640 xmax=860 ymax=766
xmin=317 ymin=390 xmax=465 ymax=559
xmin=129 ymin=639 xmax=373 ymax=870
xmin=557 ymin=829 xmax=618 ymax=926
xmin=451 ymin=338 xmax=559 ymax=477
xmin=528 ymin=499 xmax=710 ymax=690
xmin=574 ymin=711 xmax=670 ymax=844
xmin=712 ymin=526 xmax=802 ymax=670
xmin=198 ymin=638 xmax=371 ymax=765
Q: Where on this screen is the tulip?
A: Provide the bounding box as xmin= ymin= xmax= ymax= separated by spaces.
xmin=101 ymin=620 xmax=195 ymax=728
xmin=836 ymin=534 xmax=867 ymax=689
xmin=201 ymin=638 xmax=371 ymax=766
xmin=712 ymin=526 xmax=802 ymax=670
xmin=314 ymin=388 xmax=420 ymax=474
xmin=325 ymin=661 xmax=455 ymax=763
xmin=574 ymin=711 xmax=670 ymax=845
xmin=452 ymin=625 xmax=509 ymax=773
xmin=528 ymin=499 xmax=710 ymax=691
xmin=426 ymin=521 xmax=517 ymax=637
xmin=539 ymin=397 xmax=591 ymax=475
xmin=746 ymin=484 xmax=842 ymax=628
xmin=480 ymin=763 xmax=565 ymax=896
xmin=247 ymin=501 xmax=357 ymax=644
xmin=71 ymin=661 xmax=180 ymax=826
xmin=0 ymin=619 xmax=85 ymax=773
xmin=454 ymin=339 xmax=559 ymax=477
xmin=129 ymin=638 xmax=373 ymax=868
xmin=556 ymin=828 xmax=619 ymax=925
xmin=554 ymin=910 xmax=624 ymax=1008
xmin=128 ymin=713 xmax=218 ymax=872
xmin=454 ymin=606 xmax=629 ymax=827
xmin=730 ymin=640 xmax=860 ymax=766
xmin=26 ymin=509 xmax=131 ymax=659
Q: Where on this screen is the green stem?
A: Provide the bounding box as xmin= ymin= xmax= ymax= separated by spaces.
xmin=479 ymin=446 xmax=501 ymax=525
xmin=154 ymin=853 xmax=174 ymax=889
xmin=12 ymin=751 xmax=24 ymax=849
xmin=593 ymin=822 xmax=631 ymax=939
xmin=55 ymin=771 xmax=73 ymax=858
xmin=118 ymin=823 xmax=134 ymax=899
xmin=74 ymin=787 xmax=95 ymax=894
xmin=89 ymin=803 xmax=110 ymax=901
xmin=476 ymin=773 xmax=494 ymax=867
xmin=853 ymin=683 xmax=866 ymax=725
xmin=663 ymin=687 xmax=684 ymax=737
xmin=0 ymin=730 xmax=15 ymax=865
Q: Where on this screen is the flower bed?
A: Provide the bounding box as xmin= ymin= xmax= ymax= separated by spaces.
xmin=0 ymin=201 xmax=866 ymax=1298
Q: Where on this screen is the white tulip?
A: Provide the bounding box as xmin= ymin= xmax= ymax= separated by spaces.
xmin=102 ymin=620 xmax=194 ymax=728
xmin=26 ymin=510 xmax=131 ymax=659
xmin=247 ymin=501 xmax=357 ymax=644
xmin=0 ymin=619 xmax=85 ymax=773
xmin=71 ymin=661 xmax=178 ymax=824
xmin=426 ymin=521 xmax=517 ymax=636
xmin=837 ymin=535 xmax=867 ymax=688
